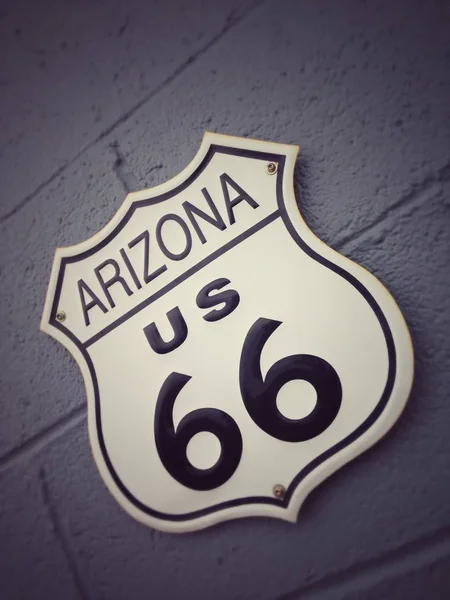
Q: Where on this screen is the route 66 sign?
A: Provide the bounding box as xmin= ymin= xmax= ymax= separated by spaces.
xmin=41 ymin=133 xmax=413 ymax=532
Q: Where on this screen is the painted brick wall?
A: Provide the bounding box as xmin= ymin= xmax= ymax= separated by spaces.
xmin=1 ymin=1 xmax=449 ymax=598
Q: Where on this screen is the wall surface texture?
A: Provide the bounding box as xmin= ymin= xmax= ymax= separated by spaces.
xmin=1 ymin=0 xmax=450 ymax=598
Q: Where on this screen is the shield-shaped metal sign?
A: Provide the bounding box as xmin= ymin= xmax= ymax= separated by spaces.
xmin=41 ymin=133 xmax=413 ymax=532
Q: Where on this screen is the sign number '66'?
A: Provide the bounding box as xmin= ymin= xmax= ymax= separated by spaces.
xmin=152 ymin=297 xmax=342 ymax=491
xmin=41 ymin=133 xmax=413 ymax=533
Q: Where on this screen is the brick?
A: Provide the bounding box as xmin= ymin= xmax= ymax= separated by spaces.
xmin=291 ymin=543 xmax=450 ymax=600
xmin=0 ymin=464 xmax=80 ymax=600
xmin=113 ymin=0 xmax=450 ymax=247
xmin=0 ymin=0 xmax=259 ymax=218
xmin=320 ymin=551 xmax=450 ymax=600
xmin=0 ymin=142 xmax=124 ymax=458
xmin=341 ymin=555 xmax=450 ymax=600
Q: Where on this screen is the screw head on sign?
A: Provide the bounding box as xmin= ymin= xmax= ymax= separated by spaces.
xmin=56 ymin=311 xmax=66 ymax=323
xmin=266 ymin=162 xmax=278 ymax=175
xmin=273 ymin=484 xmax=285 ymax=500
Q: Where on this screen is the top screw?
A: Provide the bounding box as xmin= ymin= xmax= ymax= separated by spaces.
xmin=273 ymin=484 xmax=286 ymax=500
xmin=266 ymin=162 xmax=278 ymax=175
xmin=56 ymin=310 xmax=66 ymax=323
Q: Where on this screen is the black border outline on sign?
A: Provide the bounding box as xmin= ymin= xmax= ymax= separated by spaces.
xmin=49 ymin=145 xmax=396 ymax=523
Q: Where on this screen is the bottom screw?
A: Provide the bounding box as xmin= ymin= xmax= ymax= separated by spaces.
xmin=266 ymin=162 xmax=278 ymax=175
xmin=56 ymin=311 xmax=66 ymax=323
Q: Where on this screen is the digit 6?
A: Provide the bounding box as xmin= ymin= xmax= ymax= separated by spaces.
xmin=154 ymin=373 xmax=243 ymax=491
xmin=239 ymin=318 xmax=342 ymax=442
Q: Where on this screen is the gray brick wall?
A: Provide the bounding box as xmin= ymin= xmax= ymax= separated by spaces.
xmin=0 ymin=0 xmax=449 ymax=598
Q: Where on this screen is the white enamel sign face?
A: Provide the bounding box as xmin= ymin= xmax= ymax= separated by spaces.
xmin=41 ymin=133 xmax=413 ymax=532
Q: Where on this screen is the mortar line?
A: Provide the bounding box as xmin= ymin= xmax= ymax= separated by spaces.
xmin=39 ymin=466 xmax=91 ymax=600
xmin=0 ymin=162 xmax=70 ymax=225
xmin=0 ymin=0 xmax=267 ymax=226
xmin=277 ymin=524 xmax=450 ymax=600
xmin=0 ymin=405 xmax=86 ymax=472
xmin=110 ymin=140 xmax=141 ymax=192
